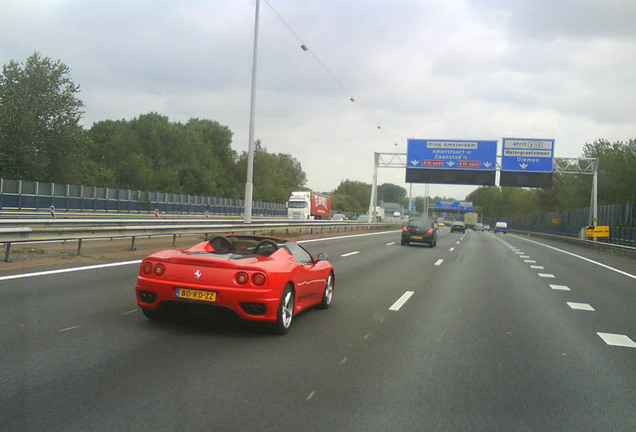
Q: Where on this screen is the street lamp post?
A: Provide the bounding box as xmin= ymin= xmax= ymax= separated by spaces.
xmin=244 ymin=0 xmax=260 ymax=224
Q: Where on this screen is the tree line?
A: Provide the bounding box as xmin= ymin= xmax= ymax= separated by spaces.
xmin=0 ymin=53 xmax=306 ymax=203
xmin=2 ymin=53 xmax=633 ymax=217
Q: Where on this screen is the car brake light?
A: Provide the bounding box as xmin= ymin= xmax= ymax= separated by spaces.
xmin=427 ymin=229 xmax=434 ymax=234
xmin=153 ymin=263 xmax=165 ymax=276
xmin=252 ymin=273 xmax=266 ymax=286
xmin=236 ymin=272 xmax=249 ymax=285
xmin=142 ymin=261 xmax=152 ymax=274
xmin=402 ymin=226 xmax=408 ymax=232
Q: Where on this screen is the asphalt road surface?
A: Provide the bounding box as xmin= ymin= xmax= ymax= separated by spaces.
xmin=1 ymin=229 xmax=634 ymax=431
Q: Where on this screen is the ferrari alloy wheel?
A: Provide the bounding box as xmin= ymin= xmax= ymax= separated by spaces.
xmin=318 ymin=272 xmax=334 ymax=309
xmin=274 ymin=286 xmax=294 ymax=335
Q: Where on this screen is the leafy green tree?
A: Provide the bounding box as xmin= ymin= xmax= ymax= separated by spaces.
xmin=0 ymin=52 xmax=88 ymax=183
xmin=236 ymin=141 xmax=307 ymax=203
xmin=377 ymin=183 xmax=406 ymax=204
xmin=414 ymin=196 xmax=424 ymax=214
xmin=330 ymin=180 xmax=371 ymax=214
xmin=88 ymin=113 xmax=242 ymax=196
xmin=583 ymin=139 xmax=636 ymax=204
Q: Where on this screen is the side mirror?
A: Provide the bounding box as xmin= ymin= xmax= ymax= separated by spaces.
xmin=316 ymin=253 xmax=329 ymax=262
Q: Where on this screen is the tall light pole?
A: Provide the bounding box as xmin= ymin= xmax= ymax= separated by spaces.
xmin=244 ymin=0 xmax=260 ymax=224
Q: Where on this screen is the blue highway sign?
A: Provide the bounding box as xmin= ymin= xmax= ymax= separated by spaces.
xmin=407 ymin=139 xmax=497 ymax=171
xmin=501 ymin=138 xmax=554 ymax=173
xmin=459 ymin=201 xmax=473 ymax=211
xmin=435 ymin=201 xmax=458 ymax=210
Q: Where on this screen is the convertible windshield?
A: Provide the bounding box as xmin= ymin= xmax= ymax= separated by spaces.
xmin=204 ymin=235 xmax=283 ymax=258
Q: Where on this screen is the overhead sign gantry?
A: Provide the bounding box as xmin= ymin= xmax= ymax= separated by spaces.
xmin=405 ymin=139 xmax=497 ymax=186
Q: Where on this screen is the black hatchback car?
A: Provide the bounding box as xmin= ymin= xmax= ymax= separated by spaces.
xmin=401 ymin=218 xmax=438 ymax=247
xmin=450 ymin=221 xmax=466 ymax=233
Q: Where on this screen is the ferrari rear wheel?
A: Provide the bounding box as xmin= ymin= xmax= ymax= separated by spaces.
xmin=273 ymin=286 xmax=294 ymax=335
xmin=318 ymin=272 xmax=334 ymax=309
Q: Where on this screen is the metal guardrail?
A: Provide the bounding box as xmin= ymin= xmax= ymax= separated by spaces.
xmin=0 ymin=219 xmax=399 ymax=263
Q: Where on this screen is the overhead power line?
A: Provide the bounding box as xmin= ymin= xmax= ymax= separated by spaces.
xmin=262 ymin=0 xmax=402 ymax=149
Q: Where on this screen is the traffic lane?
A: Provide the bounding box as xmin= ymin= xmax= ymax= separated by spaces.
xmin=498 ymin=233 xmax=636 ymax=346
xmin=0 ymin=230 xmax=412 ymax=396
xmin=508 ymin=232 xmax=636 ymax=276
xmin=0 ymin=231 xmax=449 ymax=431
xmin=284 ymin=229 xmax=635 ymax=431
xmin=289 ymin=226 xmax=457 ymax=351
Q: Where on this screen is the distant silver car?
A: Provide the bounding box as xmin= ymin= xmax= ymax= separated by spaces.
xmin=474 ymin=222 xmax=484 ymax=231
xmin=332 ymin=214 xmax=346 ymax=221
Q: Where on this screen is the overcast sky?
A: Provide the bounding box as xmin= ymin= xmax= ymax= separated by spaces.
xmin=2 ymin=0 xmax=635 ymax=200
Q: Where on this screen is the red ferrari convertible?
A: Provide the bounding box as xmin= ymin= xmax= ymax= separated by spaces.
xmin=135 ymin=234 xmax=334 ymax=334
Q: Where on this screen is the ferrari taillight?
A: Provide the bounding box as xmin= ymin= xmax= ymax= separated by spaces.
xmin=236 ymin=272 xmax=249 ymax=285
xmin=154 ymin=263 xmax=166 ymax=276
xmin=252 ymin=273 xmax=266 ymax=286
xmin=142 ymin=261 xmax=153 ymax=274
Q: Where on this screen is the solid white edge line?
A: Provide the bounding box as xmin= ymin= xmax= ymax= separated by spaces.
xmin=510 ymin=234 xmax=636 ymax=280
xmin=389 ymin=290 xmax=415 ymax=311
xmin=0 ymin=260 xmax=142 ymax=282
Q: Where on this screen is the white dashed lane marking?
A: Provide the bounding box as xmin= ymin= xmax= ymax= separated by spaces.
xmin=567 ymin=302 xmax=595 ymax=311
xmin=550 ymin=284 xmax=571 ymax=291
xmin=389 ymin=291 xmax=415 ymax=311
xmin=597 ymin=333 xmax=636 ymax=348
xmin=434 ymin=259 xmax=444 ymax=266
xmin=58 ymin=325 xmax=83 ymax=333
xmin=341 ymin=251 xmax=360 ymax=257
xmin=499 ymin=237 xmax=635 ymax=350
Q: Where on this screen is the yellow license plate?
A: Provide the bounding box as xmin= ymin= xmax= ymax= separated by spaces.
xmin=176 ymin=288 xmax=217 ymax=302
xmin=412 ymin=236 xmax=423 ymax=240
